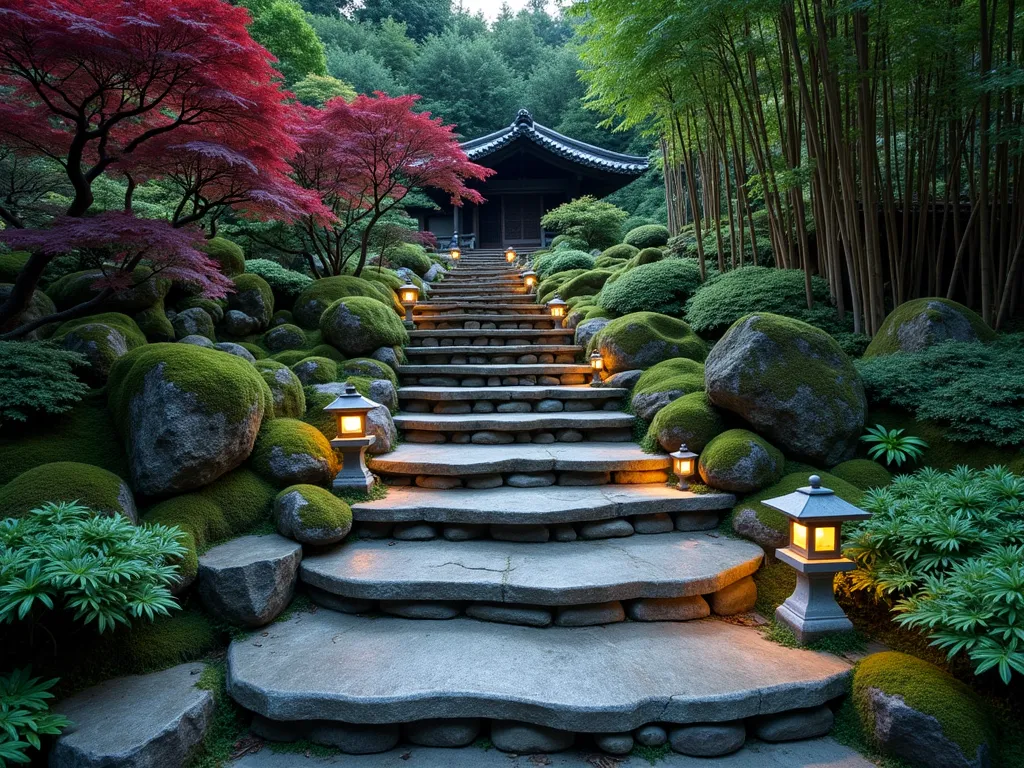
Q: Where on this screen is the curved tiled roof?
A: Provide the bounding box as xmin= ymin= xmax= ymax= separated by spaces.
xmin=461 ymin=109 xmax=648 ymax=175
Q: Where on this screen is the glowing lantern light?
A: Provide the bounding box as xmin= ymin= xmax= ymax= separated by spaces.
xmin=323 ymin=383 xmax=381 ymax=491
xmin=670 ymin=445 xmax=698 ymax=490
xmin=589 ymin=350 xmax=604 ymax=385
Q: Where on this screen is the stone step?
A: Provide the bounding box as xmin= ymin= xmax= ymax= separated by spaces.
xmin=369 ymin=442 xmax=670 ymax=477
xmin=301 ymin=532 xmax=763 ymax=606
xmin=414 ymin=304 xmax=548 ymax=314
xmin=394 ymin=411 xmax=633 ymax=435
xmin=352 ymin=484 xmax=734 ymax=526
xmin=414 ymin=316 xmax=558 ymax=331
xmin=226 ymin=612 xmax=851 ymax=732
xmin=398 ymin=364 xmax=590 ymax=387
xmin=406 ymin=345 xmax=579 ymax=357
xmin=409 ymin=329 xmax=574 ymax=348
xmin=398 ymin=384 xmax=624 ymax=402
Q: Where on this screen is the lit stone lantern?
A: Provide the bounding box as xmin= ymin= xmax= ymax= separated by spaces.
xmin=399 ymin=281 xmax=419 ymax=323
xmin=670 ymin=445 xmax=698 ymax=490
xmin=324 ymin=384 xmax=381 ymax=492
xmin=763 ymin=474 xmax=871 ymax=644
xmin=589 ymin=350 xmax=604 ymax=385
xmin=505 ymin=246 xmax=517 ymax=263
xmin=449 ymin=246 xmax=461 ymax=264
xmin=522 ymin=269 xmax=537 ymax=290
xmin=547 ymin=293 xmax=567 ymax=324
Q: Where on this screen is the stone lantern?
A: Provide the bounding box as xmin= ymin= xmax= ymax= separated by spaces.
xmin=522 ymin=269 xmax=537 ymax=291
xmin=763 ymin=474 xmax=871 ymax=643
xmin=399 ymin=281 xmax=419 ymax=324
xmin=547 ymin=293 xmax=567 ymax=324
xmin=449 ymin=246 xmax=461 ymax=264
xmin=589 ymin=350 xmax=604 ymax=385
xmin=324 ymin=384 xmax=381 ymax=492
xmin=670 ymin=445 xmax=698 ymax=490
xmin=505 ymin=246 xmax=517 ymax=263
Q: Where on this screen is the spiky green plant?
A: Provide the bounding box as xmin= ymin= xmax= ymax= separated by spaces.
xmin=0 ymin=667 xmax=70 ymax=764
xmin=860 ymin=424 xmax=929 ymax=467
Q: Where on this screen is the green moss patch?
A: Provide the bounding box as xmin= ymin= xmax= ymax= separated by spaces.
xmin=647 ymin=391 xmax=725 ymax=452
xmin=251 ymin=418 xmax=338 ymax=486
xmin=54 ymin=311 xmax=148 ymax=348
xmin=291 ymin=356 xmax=339 ymax=385
xmin=254 ymin=360 xmax=306 ymax=418
xmin=0 ymin=461 xmax=133 ymax=519
xmin=697 ymin=428 xmax=784 ymax=493
xmin=558 ymin=269 xmax=614 ymax=301
xmin=271 ymin=349 xmax=309 ymax=366
xmin=598 ymin=258 xmax=704 ymax=317
xmin=319 ymin=296 xmax=407 ymax=357
xmin=293 ymin=276 xmax=395 ymax=328
xmin=830 ymin=459 xmax=892 ymax=490
xmin=339 ymin=357 xmax=398 ymax=387
xmin=202 ymin=237 xmax=246 ymax=277
xmin=633 ymin=358 xmax=705 ymax=398
xmin=732 ymin=469 xmax=864 ymax=536
xmin=134 ymin=300 xmax=175 ymax=342
xmin=864 ymin=298 xmax=995 ymax=358
xmin=624 ymin=224 xmax=670 ymax=249
xmin=591 ymin=312 xmax=707 ymax=373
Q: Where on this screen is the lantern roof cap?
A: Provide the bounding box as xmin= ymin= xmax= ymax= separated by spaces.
xmin=670 ymin=444 xmax=698 ymax=459
xmin=399 ymin=281 xmax=419 ymax=291
xmin=323 ymin=383 xmax=381 ymax=414
xmin=762 ymin=475 xmax=871 ymax=522
xmin=547 ymin=293 xmax=567 ymax=306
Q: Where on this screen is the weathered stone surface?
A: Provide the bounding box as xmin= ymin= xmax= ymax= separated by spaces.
xmin=214 ymin=342 xmax=256 ymax=362
xmin=595 ymin=733 xmax=634 ymax=755
xmin=578 ymin=519 xmax=634 ymax=539
xmin=601 ymin=370 xmax=643 ymax=389
xmin=491 ymin=721 xmax=575 ymax=753
xmin=366 ymin=404 xmax=398 ymax=455
xmin=397 ymin=385 xmax=627 ymax=403
xmin=552 ymin=524 xmax=577 ymax=542
xmin=380 ymin=600 xmax=461 ymax=619
xmin=370 ymin=345 xmax=402 ymax=370
xmin=394 ymin=411 xmax=633 ymax=433
xmin=675 ymin=512 xmax=721 ymax=532
xmin=709 ymin=575 xmax=757 ymax=616
xmin=574 ymin=318 xmax=610 ymax=349
xmin=864 ymin=298 xmax=995 ymax=358
xmin=556 ymin=601 xmax=625 ymax=626
xmin=223 ymin=309 xmax=261 ymax=336
xmin=51 ymin=664 xmax=214 ymax=768
xmin=306 ymin=721 xmax=399 ymax=754
xmin=198 ymin=535 xmax=302 ymax=627
xmin=471 ymin=430 xmax=515 ymax=445
xmin=731 ymin=507 xmax=788 ymax=550
xmin=404 ymin=718 xmax=481 ymax=748
xmin=466 ymin=474 xmax=503 ymax=489
xmin=301 ymin=533 xmax=763 ymax=606
xmin=172 ymin=307 xmax=215 ymax=341
xmin=633 ymin=391 xmax=684 ymax=421
xmin=669 ymin=722 xmax=746 ymax=756
xmin=558 ymin=471 xmax=610 ymax=486
xmin=393 ymin=522 xmax=438 ymax=541
xmin=614 ymin=470 xmax=669 ymax=484
xmin=465 ymin=603 xmax=552 ymax=627
xmin=178 ymin=334 xmax=215 ymax=348
xmin=632 ymin=513 xmax=674 ymax=534
xmin=537 ymin=399 xmax=564 ymax=412
xmin=705 ymin=313 xmax=866 ymax=466
xmin=635 ymin=724 xmax=668 ymax=747
xmin=416 ymin=475 xmax=462 ymax=490
xmin=369 ymin=379 xmax=398 ymax=412
xmin=443 ymin=523 xmax=486 ymax=541
xmin=263 ymin=324 xmax=306 ymax=352
xmin=273 ymin=485 xmax=351 ymax=546
xmin=698 ymin=429 xmax=785 ymax=494
xmin=627 ymin=596 xmax=710 ymax=622
xmin=754 ymin=705 xmax=834 ymax=742
xmin=506 ymin=472 xmax=556 ymax=488
xmin=305 ymin=585 xmax=374 ymax=614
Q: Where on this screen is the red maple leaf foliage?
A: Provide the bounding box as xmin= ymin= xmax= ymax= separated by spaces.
xmin=289 ymin=93 xmax=492 ymax=276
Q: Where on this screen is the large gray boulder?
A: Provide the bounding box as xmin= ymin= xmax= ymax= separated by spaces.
xmin=198 ymin=534 xmax=301 ymax=627
xmin=424 ymin=262 xmax=445 ymax=282
xmin=57 ymin=321 xmax=142 ymax=384
xmin=369 ymin=379 xmax=398 ymax=412
xmin=0 ymin=284 xmax=57 ymax=339
xmin=864 ymin=298 xmax=995 ymax=357
xmin=172 ymin=307 xmax=215 ymax=341
xmin=222 ymin=309 xmax=261 ymax=337
xmin=705 ymin=313 xmax=866 ymax=466
xmin=227 ymin=274 xmax=273 ymax=329
xmin=574 ymin=317 xmax=610 ymax=349
xmin=366 ymin=404 xmax=398 ymax=455
xmin=50 ymin=663 xmax=214 ymax=768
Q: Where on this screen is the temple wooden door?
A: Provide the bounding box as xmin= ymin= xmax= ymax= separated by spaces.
xmin=502 ymin=195 xmax=542 ymax=248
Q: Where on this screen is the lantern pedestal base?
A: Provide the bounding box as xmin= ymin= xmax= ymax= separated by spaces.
xmin=331 ymin=436 xmax=376 ymax=492
xmin=403 ymin=308 xmax=414 ymax=324
xmin=774 ymin=548 xmax=856 ymax=645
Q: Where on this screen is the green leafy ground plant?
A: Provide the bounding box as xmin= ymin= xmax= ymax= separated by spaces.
xmin=0 ymin=342 xmax=89 ymax=424
xmin=0 ymin=668 xmax=70 ymax=765
xmin=860 ymin=425 xmax=928 ymax=467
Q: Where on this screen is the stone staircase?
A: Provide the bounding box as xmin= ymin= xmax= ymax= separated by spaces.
xmin=226 ymin=248 xmax=852 ymax=758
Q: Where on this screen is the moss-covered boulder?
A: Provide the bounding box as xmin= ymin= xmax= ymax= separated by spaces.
xmin=226 ymin=273 xmax=273 ymax=330
xmin=177 ymin=297 xmax=225 ymax=324
xmin=597 ymin=243 xmax=638 ymax=265
xmin=254 ymin=360 xmax=306 ymax=418
xmin=47 ymin=268 xmax=167 ymax=313
xmin=558 ymin=269 xmax=614 ymax=301
xmin=54 ymin=312 xmax=147 ymax=384
xmin=863 ymin=298 xmax=995 ymax=358
xmin=339 ymin=357 xmax=398 ymax=387
xmin=591 ymin=312 xmax=707 ymax=374
xmin=251 ymin=418 xmax=338 ymax=487
xmin=273 ymin=484 xmax=352 ymax=546
xmin=320 ymin=296 xmax=408 ymax=357
xmin=171 ymin=306 xmax=216 ymax=341
xmin=537 ymin=250 xmax=595 ymax=279
xmin=631 ymin=358 xmax=706 ymax=421
xmin=854 ymin=652 xmax=994 ymax=768
xmin=829 ymin=459 xmax=891 ymax=490
xmin=0 ymin=284 xmax=57 ymax=339
xmin=307 ymin=343 xmax=345 ymax=362
xmin=293 ymin=276 xmax=398 ymax=329
xmin=598 ymin=259 xmax=703 ymax=317
xmin=730 ymin=470 xmax=862 ymax=551
xmin=698 ymin=429 xmax=784 ymax=494
xmin=0 ymin=462 xmax=137 ymax=522
xmin=271 ymin=309 xmax=294 ymax=327
xmin=385 ymin=243 xmax=432 ymax=276
xmin=624 ymin=224 xmax=670 ymax=249
xmin=201 ymin=237 xmax=246 ymax=277
xmin=647 ymin=391 xmax=725 ymax=453
xmin=134 ymin=300 xmax=175 ymax=343
xmin=291 ymin=356 xmax=339 ymax=385
xmin=143 ymin=468 xmax=276 ymax=590
xmin=271 ymin=349 xmax=309 ymax=366
xmin=0 ymin=251 xmax=30 ymax=283
xmin=263 ymin=323 xmax=307 ymax=352
xmin=706 ymin=313 xmax=866 ymax=466
xmin=107 ymin=344 xmax=273 ymax=496
xmin=574 ymin=317 xmax=610 ymax=350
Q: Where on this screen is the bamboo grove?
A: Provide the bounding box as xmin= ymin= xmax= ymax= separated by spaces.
xmin=575 ymin=0 xmax=1024 ymax=334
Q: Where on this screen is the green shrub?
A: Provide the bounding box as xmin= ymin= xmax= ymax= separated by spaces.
xmin=632 ymin=247 xmax=665 ymax=266
xmin=537 ymin=269 xmax=587 ymax=303
xmin=0 ymin=462 xmax=135 ymax=520
xmin=537 ymin=250 xmax=595 ymax=279
xmin=684 ymin=266 xmax=835 ymax=336
xmin=202 ymin=237 xmax=246 ymax=277
xmin=0 ymin=668 xmax=70 ymax=765
xmin=0 ymin=501 xmax=185 ymax=633
xmin=853 ymin=652 xmax=994 ymax=758
xmin=293 ymin=275 xmax=399 ymax=328
xmin=550 ymin=234 xmax=589 ymax=251
xmin=557 ymin=269 xmax=614 ymax=301
xmin=0 ymin=341 xmax=89 ymax=424
xmin=624 ymin=224 xmax=670 ymax=249
xmin=597 ymin=243 xmax=639 ymax=264
xmin=598 ymin=259 xmax=704 ymax=318
xmin=856 ymin=336 xmax=1024 ymax=446
xmin=540 ymin=196 xmax=628 ymax=250
xmin=829 ymin=459 xmax=892 ymax=490
xmin=245 ymin=258 xmax=313 ymax=304
xmin=384 ymin=244 xmax=432 ymax=276
xmin=846 ymin=465 xmax=1024 ymax=682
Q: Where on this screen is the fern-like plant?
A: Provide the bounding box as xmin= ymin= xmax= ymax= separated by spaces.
xmin=0 ymin=342 xmax=90 ymax=424
xmin=0 ymin=667 xmax=70 ymax=764
xmin=860 ymin=424 xmax=928 ymax=467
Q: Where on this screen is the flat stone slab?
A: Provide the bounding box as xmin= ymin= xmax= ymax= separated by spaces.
xmin=405 ymin=345 xmax=581 ymax=356
xmin=398 ymin=364 xmax=590 ymax=376
xmin=301 ymin=532 xmax=763 ymax=604
xmin=394 ymin=411 xmax=633 ymax=432
xmin=52 ymin=663 xmax=214 ymax=768
xmin=352 ymin=485 xmax=735 ymax=525
xmin=369 ymin=442 xmax=671 ymax=476
xmin=399 ymin=385 xmax=626 ymax=402
xmin=226 ymin=613 xmax=851 ymax=732
xmin=410 ymin=329 xmax=574 ymax=338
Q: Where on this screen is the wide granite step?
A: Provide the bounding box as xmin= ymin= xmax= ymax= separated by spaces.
xmin=393 ymin=411 xmax=632 ymax=433
xmin=351 ymin=484 xmax=734 ymax=525
xmin=405 ymin=344 xmax=580 ymax=357
xmin=398 ymin=385 xmax=625 ymax=402
xmin=226 ymin=612 xmax=851 ymax=731
xmin=301 ymin=532 xmax=762 ymax=606
xmin=368 ymin=442 xmax=670 ymax=477
xmin=414 ymin=304 xmax=548 ymax=314
xmin=398 ymin=364 xmax=589 ymax=376
xmin=410 ymin=328 xmax=574 ymax=340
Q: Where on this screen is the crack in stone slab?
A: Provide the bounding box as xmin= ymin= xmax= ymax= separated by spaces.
xmin=430 ymin=561 xmax=516 ymax=575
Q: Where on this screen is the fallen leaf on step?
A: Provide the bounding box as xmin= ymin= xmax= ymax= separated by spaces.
xmin=585 ymin=755 xmax=624 ymax=768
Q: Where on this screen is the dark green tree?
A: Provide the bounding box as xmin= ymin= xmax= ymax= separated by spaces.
xmin=356 ymin=0 xmax=451 ymax=42
xmin=242 ymin=0 xmax=327 ymax=82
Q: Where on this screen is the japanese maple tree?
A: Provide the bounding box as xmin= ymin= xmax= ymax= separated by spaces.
xmin=0 ymin=0 xmax=316 ymax=333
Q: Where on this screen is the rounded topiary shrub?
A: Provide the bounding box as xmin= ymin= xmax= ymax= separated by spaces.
xmin=202 ymin=237 xmax=246 ymax=277
xmin=556 ymin=269 xmax=614 ymax=301
xmin=684 ymin=266 xmax=833 ymax=336
xmin=538 ymin=269 xmax=587 ymax=303
xmin=624 ymin=224 xmax=670 ymax=249
xmin=293 ymin=275 xmax=397 ymax=329
xmin=647 ymin=391 xmax=724 ymax=453
xmin=853 ymin=652 xmax=995 ymax=768
xmin=697 ymin=429 xmax=784 ymax=493
xmin=274 ymin=484 xmax=352 ymax=546
xmin=385 ymin=244 xmax=432 ymax=277
xmin=537 ymin=250 xmax=595 ymax=279
xmin=590 ymin=312 xmax=707 ymax=373
xmin=597 ymin=243 xmax=639 ymax=263
xmin=598 ymin=258 xmax=704 ymax=318
xmin=551 ymin=234 xmax=589 ymax=251
xmin=829 ymin=459 xmax=891 ymax=490
xmin=631 ymin=358 xmax=706 ymax=421
xmin=254 ymin=359 xmax=306 ymax=418
xmin=251 ymin=417 xmax=339 ymax=487
xmin=244 ymin=259 xmax=313 ymax=305
xmin=320 ymin=296 xmax=408 ymax=357
xmin=633 ymin=247 xmax=665 ymax=266
xmin=863 ymin=298 xmax=995 ymax=358
xmin=0 ymin=461 xmax=137 ymax=521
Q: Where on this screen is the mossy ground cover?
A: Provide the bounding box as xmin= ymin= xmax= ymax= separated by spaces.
xmin=728 ymin=469 xmax=863 ymax=537
xmin=0 ymin=461 xmax=130 ymax=519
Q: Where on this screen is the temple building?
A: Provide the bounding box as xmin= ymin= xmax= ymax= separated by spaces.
xmin=411 ymin=109 xmax=649 ymax=250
